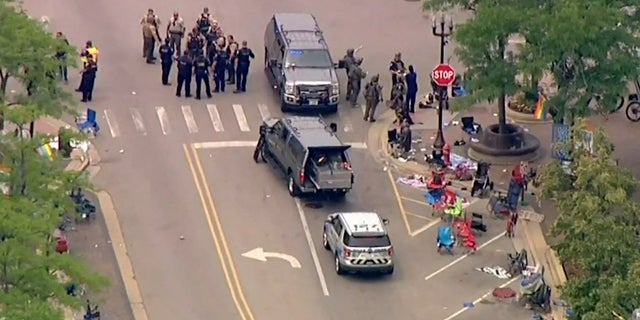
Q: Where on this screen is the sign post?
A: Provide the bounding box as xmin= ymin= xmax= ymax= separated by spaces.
xmin=431 ymin=64 xmax=456 ymax=87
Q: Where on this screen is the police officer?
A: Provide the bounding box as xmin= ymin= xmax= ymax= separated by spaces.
xmin=213 ymin=47 xmax=229 ymax=92
xmin=159 ymin=38 xmax=174 ymax=85
xmin=348 ymin=57 xmax=366 ymax=107
xmin=196 ymin=13 xmax=211 ymax=35
xmin=389 ymin=52 xmax=406 ymax=97
xmin=364 ymin=75 xmax=383 ymax=122
xmin=234 ymin=40 xmax=254 ymax=93
xmin=166 ymin=12 xmax=185 ymax=55
xmin=253 ymin=124 xmax=268 ymax=163
xmin=175 ymin=50 xmax=193 ymax=97
xmin=193 ymin=52 xmax=212 ymax=99
xmin=342 ymin=48 xmax=356 ymax=99
xmin=226 ymin=35 xmax=238 ymax=84
xmin=80 ymin=55 xmax=98 ymax=102
xmin=405 ymin=65 xmax=418 ymax=113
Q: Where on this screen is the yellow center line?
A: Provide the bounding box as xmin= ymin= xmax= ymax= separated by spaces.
xmin=386 ymin=170 xmax=412 ymax=236
xmin=400 ymin=196 xmax=431 ymax=207
xmin=183 ymin=144 xmax=254 ymax=320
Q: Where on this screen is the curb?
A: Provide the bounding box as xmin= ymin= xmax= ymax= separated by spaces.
xmin=95 ymin=191 xmax=149 ymax=320
xmin=506 ymin=107 xmax=553 ymax=125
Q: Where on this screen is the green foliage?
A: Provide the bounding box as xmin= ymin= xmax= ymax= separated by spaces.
xmin=0 ymin=1 xmax=108 ymax=318
xmin=538 ymin=123 xmax=640 ymax=319
xmin=422 ymin=0 xmax=640 ymax=120
xmin=0 ymin=0 xmax=77 ymax=121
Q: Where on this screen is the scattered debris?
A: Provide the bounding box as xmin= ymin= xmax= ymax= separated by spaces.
xmin=305 ymin=203 xmax=323 ymax=209
xmin=119 ymin=149 xmax=124 ymax=154
xmin=493 ymin=113 xmax=498 ymax=116
xmin=179 ymin=235 xmax=185 ymax=240
xmin=475 ymin=266 xmax=511 ymax=279
xmin=132 ymin=91 xmax=136 ymax=95
xmin=492 ymin=287 xmax=516 ymax=299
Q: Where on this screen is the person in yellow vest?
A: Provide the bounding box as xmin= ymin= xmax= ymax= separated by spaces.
xmin=76 ymin=49 xmax=89 ymax=92
xmin=86 ymin=41 xmax=99 ymax=65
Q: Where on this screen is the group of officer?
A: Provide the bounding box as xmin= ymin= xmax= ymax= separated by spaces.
xmin=144 ymin=8 xmax=255 ymax=100
xmin=341 ymin=47 xmax=384 ymax=122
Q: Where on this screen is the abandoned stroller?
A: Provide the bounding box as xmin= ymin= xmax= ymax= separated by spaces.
xmin=470 ymin=161 xmax=494 ymax=197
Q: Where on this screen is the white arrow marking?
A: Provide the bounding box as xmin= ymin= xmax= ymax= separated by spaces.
xmin=242 ymin=248 xmax=301 ymax=268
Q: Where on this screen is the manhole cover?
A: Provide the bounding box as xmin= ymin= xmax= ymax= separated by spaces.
xmin=305 ymin=203 xmax=323 ymax=209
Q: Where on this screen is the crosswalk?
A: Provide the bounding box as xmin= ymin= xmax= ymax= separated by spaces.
xmin=99 ymin=102 xmax=367 ymax=138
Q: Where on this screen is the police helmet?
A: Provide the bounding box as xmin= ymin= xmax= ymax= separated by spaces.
xmin=355 ymin=57 xmax=364 ymax=65
xmin=346 ymin=48 xmax=354 ymax=55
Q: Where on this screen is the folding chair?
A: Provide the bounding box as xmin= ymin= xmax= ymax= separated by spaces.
xmin=76 ymin=108 xmax=100 ymax=135
xmin=461 ymin=116 xmax=481 ymax=135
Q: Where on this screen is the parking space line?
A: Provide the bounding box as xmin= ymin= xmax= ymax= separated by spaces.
xmin=103 ymin=109 xmax=120 ymax=138
xmin=294 ymin=199 xmax=330 ymax=296
xmin=424 ymin=232 xmax=505 ymax=281
xmin=405 ymin=212 xmax=433 ymax=221
xmin=441 ymin=276 xmax=521 ymax=320
xmin=409 ymin=219 xmax=440 ymax=237
xmin=386 ymin=169 xmax=412 ymax=236
xmin=400 ymin=196 xmax=430 ymax=207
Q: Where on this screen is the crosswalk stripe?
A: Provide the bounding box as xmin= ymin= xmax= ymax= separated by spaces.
xmin=155 ymin=106 xmax=171 ymax=135
xmin=181 ymin=105 xmax=199 ymax=133
xmin=103 ymin=109 xmax=120 ymax=138
xmin=361 ymin=104 xmax=367 ymax=116
xmin=232 ymin=104 xmax=250 ymax=132
xmin=207 ymin=104 xmax=224 ymax=132
xmin=258 ymin=103 xmax=271 ymax=121
xmin=130 ymin=108 xmax=147 ymax=135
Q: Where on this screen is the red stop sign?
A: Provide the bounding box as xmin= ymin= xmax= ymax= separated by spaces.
xmin=431 ymin=64 xmax=456 ymax=87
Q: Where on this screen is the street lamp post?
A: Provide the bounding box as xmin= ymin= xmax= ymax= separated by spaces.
xmin=431 ymin=15 xmax=454 ymax=161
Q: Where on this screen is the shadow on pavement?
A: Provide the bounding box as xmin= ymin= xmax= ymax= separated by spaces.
xmin=65 ymin=192 xmax=134 ymax=319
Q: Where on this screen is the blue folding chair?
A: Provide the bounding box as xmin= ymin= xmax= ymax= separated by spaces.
xmin=76 ymin=108 xmax=100 ymax=135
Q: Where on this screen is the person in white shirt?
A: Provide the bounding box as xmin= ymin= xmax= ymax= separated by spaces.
xmin=167 ymin=12 xmax=185 ymax=55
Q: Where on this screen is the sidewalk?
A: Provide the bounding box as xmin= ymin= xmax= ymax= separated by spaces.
xmin=21 ymin=117 xmax=135 ymax=320
xmin=366 ymin=107 xmax=569 ymax=319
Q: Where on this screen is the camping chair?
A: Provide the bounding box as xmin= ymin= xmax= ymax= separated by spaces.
xmin=76 ymin=108 xmax=100 ymax=135
xmin=461 ymin=116 xmax=481 ymax=135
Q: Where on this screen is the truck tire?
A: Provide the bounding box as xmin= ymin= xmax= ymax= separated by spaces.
xmin=287 ymin=172 xmax=300 ymax=197
xmin=322 ymin=232 xmax=330 ymax=250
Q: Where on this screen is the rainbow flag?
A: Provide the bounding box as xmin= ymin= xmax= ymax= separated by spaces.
xmin=534 ymin=94 xmax=549 ymax=120
xmin=37 ymin=143 xmax=55 ymax=162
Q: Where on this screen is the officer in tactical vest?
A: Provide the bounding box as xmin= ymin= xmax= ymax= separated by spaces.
xmin=213 ymin=47 xmax=229 ymax=92
xmin=234 ymin=40 xmax=255 ymax=93
xmin=175 ymin=50 xmax=193 ymax=97
xmin=226 ymin=35 xmax=239 ymax=84
xmin=342 ymin=48 xmax=356 ymax=99
xmin=159 ymin=38 xmax=174 ymax=85
xmin=80 ymin=55 xmax=98 ymax=102
xmin=347 ymin=57 xmax=367 ymax=107
xmin=193 ymin=52 xmax=212 ymax=99
xmin=364 ymin=75 xmax=383 ymax=122
xmin=253 ymin=124 xmax=268 ymax=163
xmin=166 ymin=12 xmax=185 ymax=56
xmin=196 ymin=13 xmax=211 ymax=35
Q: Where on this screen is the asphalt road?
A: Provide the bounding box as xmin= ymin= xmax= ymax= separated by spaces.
xmin=21 ymin=0 xmax=528 ymax=319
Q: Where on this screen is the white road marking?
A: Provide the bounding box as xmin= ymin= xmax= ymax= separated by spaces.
xmin=103 ymin=109 xmax=120 ymax=138
xmin=181 ymin=105 xmax=198 ymax=133
xmin=241 ymin=248 xmax=302 ymax=269
xmin=130 ymin=108 xmax=147 ymax=135
xmin=442 ymin=276 xmax=521 ymax=320
xmin=192 ymin=141 xmax=367 ymax=149
xmin=361 ymin=104 xmax=367 ymax=116
xmin=155 ymin=106 xmax=171 ymax=135
xmin=232 ymin=104 xmax=250 ymax=132
xmin=424 ymin=232 xmax=506 ymax=281
xmin=294 ymin=198 xmax=330 ymax=296
xmin=409 ymin=219 xmax=440 ymax=237
xmin=337 ymin=107 xmax=353 ymax=132
xmin=258 ymin=103 xmax=271 ymax=121
xmin=206 ymin=104 xmax=224 ymax=132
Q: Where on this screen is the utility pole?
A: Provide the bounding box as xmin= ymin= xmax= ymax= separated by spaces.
xmin=431 ymin=14 xmax=454 ymax=162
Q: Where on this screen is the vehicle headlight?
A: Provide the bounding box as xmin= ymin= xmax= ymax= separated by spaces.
xmin=285 ymin=82 xmax=295 ymax=94
xmin=332 ymin=83 xmax=339 ymax=95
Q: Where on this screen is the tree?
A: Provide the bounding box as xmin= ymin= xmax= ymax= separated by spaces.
xmin=422 ymin=0 xmax=640 ymax=129
xmin=0 ymin=0 xmax=76 ymax=130
xmin=0 ymin=1 xmax=108 ymax=318
xmin=538 ymin=123 xmax=640 ymax=319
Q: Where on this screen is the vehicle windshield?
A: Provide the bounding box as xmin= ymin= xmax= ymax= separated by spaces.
xmin=344 ymin=234 xmax=391 ymax=247
xmin=284 ymin=49 xmax=332 ymax=68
